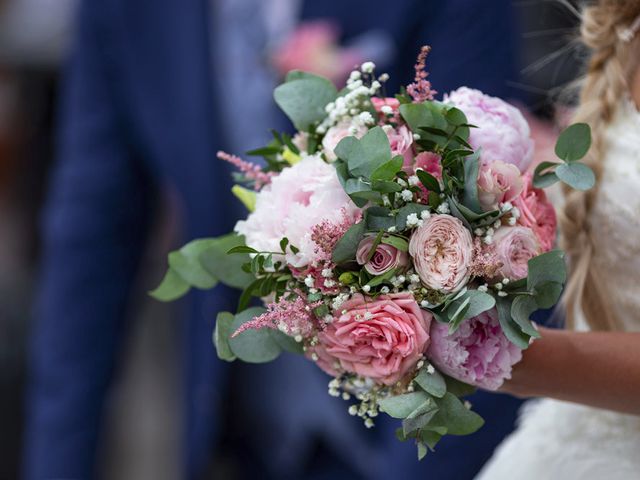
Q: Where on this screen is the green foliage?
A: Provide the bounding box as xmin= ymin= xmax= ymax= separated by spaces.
xmin=150 ymin=234 xmax=255 ymax=302
xmin=532 ymin=123 xmax=595 ymax=191
xmin=378 ymin=391 xmax=430 ymax=418
xmin=532 ymin=161 xmax=560 ymax=188
xmin=273 ymin=71 xmax=337 ymax=130
xmin=414 ymin=368 xmax=446 ymax=398
xmin=227 ymin=307 xmax=283 ymax=363
xmin=431 ymin=393 xmax=484 ymax=435
xmin=149 ymin=269 xmax=190 ymax=302
xmin=555 ymin=122 xmax=591 ymax=162
xmin=213 ymin=312 xmax=236 ymax=361
xmin=555 ymin=162 xmax=596 ymax=191
xmin=461 ymin=150 xmax=482 ymax=213
xmin=332 ymin=221 xmax=366 ymax=264
xmin=387 ymin=363 xmax=482 ymax=458
xmin=441 ymin=289 xmax=496 ymax=333
xmin=336 ymin=126 xmax=392 ymax=179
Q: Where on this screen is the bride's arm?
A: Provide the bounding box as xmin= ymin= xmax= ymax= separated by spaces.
xmin=500 ymin=327 xmax=640 ymax=415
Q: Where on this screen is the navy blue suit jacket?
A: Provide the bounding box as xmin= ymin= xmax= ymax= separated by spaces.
xmin=24 ymin=0 xmax=525 ymax=478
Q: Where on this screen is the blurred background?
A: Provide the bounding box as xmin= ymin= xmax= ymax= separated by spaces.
xmin=0 ymin=1 xmax=581 ymax=479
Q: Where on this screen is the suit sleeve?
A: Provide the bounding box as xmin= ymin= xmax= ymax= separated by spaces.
xmin=22 ymin=2 xmax=155 ymax=478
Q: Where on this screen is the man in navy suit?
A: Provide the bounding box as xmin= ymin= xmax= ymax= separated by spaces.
xmin=23 ymin=0 xmax=526 ymax=478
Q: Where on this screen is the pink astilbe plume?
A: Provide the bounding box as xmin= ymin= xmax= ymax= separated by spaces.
xmin=217 ymin=151 xmax=275 ymax=190
xmin=232 ymin=293 xmax=322 ymax=338
xmin=469 ymin=237 xmax=503 ymax=279
xmin=289 ymin=209 xmax=363 ymax=294
xmin=311 ymin=208 xmax=363 ymax=262
xmin=406 ymin=45 xmax=436 ymax=103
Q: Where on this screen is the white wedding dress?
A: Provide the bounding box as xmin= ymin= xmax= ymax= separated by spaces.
xmin=476 ymin=99 xmax=640 ymax=480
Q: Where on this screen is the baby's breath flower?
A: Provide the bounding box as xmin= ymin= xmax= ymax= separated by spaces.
xmin=361 ymin=61 xmax=375 ymax=73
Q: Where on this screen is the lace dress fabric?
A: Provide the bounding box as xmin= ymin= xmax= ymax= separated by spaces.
xmin=476 ymin=101 xmax=640 ymax=480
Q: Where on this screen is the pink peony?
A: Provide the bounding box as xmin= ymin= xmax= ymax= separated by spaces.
xmin=313 ymin=293 xmax=432 ymax=385
xmin=513 ymin=173 xmax=557 ymax=252
xmin=477 ymin=160 xmax=524 ymax=211
xmin=386 ymin=125 xmax=414 ymax=171
xmin=322 ymin=120 xmax=367 ymax=161
xmin=426 ymin=308 xmax=522 ymax=391
xmin=445 ymin=87 xmax=534 ymax=172
xmin=235 ymin=155 xmax=360 ymax=268
xmin=493 ymin=226 xmax=541 ymax=280
xmin=409 ymin=214 xmax=474 ymax=293
xmin=356 ymin=235 xmax=409 ymax=275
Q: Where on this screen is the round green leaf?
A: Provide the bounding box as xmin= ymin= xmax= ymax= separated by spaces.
xmin=228 ymin=307 xmax=282 ymax=363
xmin=213 ymin=312 xmax=237 ymax=361
xmin=378 ymin=391 xmax=429 ymax=419
xmin=556 ymin=162 xmax=596 ymax=191
xmin=555 ymin=123 xmax=591 ymax=161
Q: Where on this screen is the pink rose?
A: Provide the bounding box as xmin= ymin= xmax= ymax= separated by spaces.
xmin=493 ymin=226 xmax=541 ymax=280
xmin=513 ymin=173 xmax=557 ymax=252
xmin=322 ymin=120 xmax=367 ymax=161
xmin=445 ymin=87 xmax=534 ymax=172
xmin=426 ymin=308 xmax=522 ymax=391
xmin=313 ymin=293 xmax=432 ymax=385
xmin=356 ymin=235 xmax=409 ymax=275
xmin=385 ymin=125 xmax=414 ymax=172
xmin=477 ymin=160 xmax=524 ymax=211
xmin=414 ymin=152 xmax=443 ymax=179
xmin=371 ymin=97 xmax=401 ymax=122
xmin=409 ymin=214 xmax=474 ymax=293
xmin=413 ymin=152 xmax=443 ymax=200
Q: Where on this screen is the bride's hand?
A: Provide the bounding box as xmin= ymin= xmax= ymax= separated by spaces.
xmin=498 ymin=327 xmax=640 ymax=415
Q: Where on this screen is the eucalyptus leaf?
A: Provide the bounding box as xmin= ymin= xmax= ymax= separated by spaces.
xmin=332 ymin=221 xmax=366 ymax=263
xmin=443 ymin=375 xmax=476 ymax=397
xmin=168 ymin=239 xmax=220 ymax=290
xmin=510 ymin=295 xmax=542 ymax=337
xmin=371 ymin=155 xmax=404 ymax=181
xmin=555 ymin=123 xmax=591 ymax=162
xmin=228 ymin=307 xmax=282 ymax=363
xmin=496 ymin=297 xmax=531 ymax=349
xmin=366 ymin=206 xmax=397 ymax=231
xmin=274 ymin=74 xmax=337 ymax=130
xmin=271 ymin=330 xmax=305 ymax=354
xmin=527 ymin=250 xmax=566 ymax=291
xmin=378 ymin=391 xmax=429 ymax=419
xmin=446 ymin=290 xmax=496 ymax=332
xmin=533 ymin=281 xmax=563 ymax=309
xmin=414 ymin=367 xmax=447 ymax=398
xmin=342 ymin=127 xmax=392 ymax=179
xmin=213 ymin=312 xmax=236 ymax=361
xmin=432 ymin=392 xmax=484 ymax=435
xmin=200 ymin=234 xmax=255 ymax=290
xmin=533 ymin=161 xmax=560 ymax=188
xmin=556 ymin=162 xmax=596 ymax=191
xmin=149 ymin=268 xmax=190 ymax=301
xmin=461 ymin=150 xmax=482 ymax=213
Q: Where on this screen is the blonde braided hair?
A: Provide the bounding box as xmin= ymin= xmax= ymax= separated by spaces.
xmin=561 ymin=0 xmax=640 ymax=330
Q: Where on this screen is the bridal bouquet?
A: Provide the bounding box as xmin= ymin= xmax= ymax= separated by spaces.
xmin=152 ymin=47 xmax=593 ymax=458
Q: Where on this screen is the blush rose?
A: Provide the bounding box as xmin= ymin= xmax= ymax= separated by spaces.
xmin=493 ymin=226 xmax=541 ymax=280
xmin=409 ymin=214 xmax=474 ymax=293
xmin=356 ymin=235 xmax=409 ymax=275
xmin=313 ymin=293 xmax=432 ymax=385
xmin=513 ymin=173 xmax=557 ymax=252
